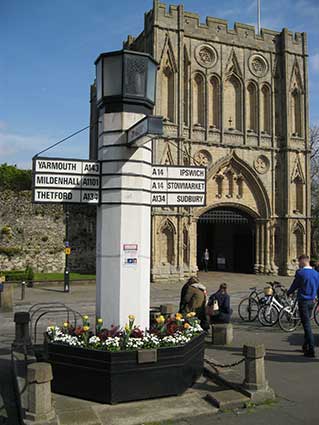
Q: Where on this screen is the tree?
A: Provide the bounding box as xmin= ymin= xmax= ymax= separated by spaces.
xmin=0 ymin=163 xmax=32 ymax=191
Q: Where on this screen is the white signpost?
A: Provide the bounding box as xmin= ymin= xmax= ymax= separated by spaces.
xmin=32 ymin=157 xmax=100 ymax=204
xmin=151 ymin=165 xmax=206 ymax=207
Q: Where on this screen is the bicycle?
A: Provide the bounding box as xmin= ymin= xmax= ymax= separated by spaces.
xmin=238 ymin=286 xmax=266 ymax=322
xmin=257 ymin=282 xmax=290 ymax=327
xmin=279 ymin=298 xmax=319 ymax=332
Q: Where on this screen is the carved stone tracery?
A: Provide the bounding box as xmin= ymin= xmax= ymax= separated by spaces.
xmin=194 ymin=150 xmax=212 ymax=167
xmin=248 ymin=54 xmax=269 ymax=78
xmin=195 ymin=44 xmax=217 ymax=68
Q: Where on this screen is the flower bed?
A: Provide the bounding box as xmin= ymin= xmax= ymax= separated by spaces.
xmin=46 ymin=312 xmax=202 ymax=352
xmin=45 ymin=313 xmax=205 ymax=404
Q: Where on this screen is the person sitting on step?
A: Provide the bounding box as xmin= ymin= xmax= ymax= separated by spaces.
xmin=179 ymin=276 xmax=209 ymax=331
xmin=207 ymin=283 xmax=232 ymax=324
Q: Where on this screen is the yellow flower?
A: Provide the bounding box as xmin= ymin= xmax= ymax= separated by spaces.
xmin=50 ymin=325 xmax=55 ymax=330
xmin=184 ymin=323 xmax=191 ymax=329
xmin=128 ymin=315 xmax=135 ymax=321
xmin=175 ymin=313 xmax=183 ymax=321
xmin=83 ymin=326 xmax=90 ymax=332
xmin=124 ymin=324 xmax=130 ymax=332
xmin=156 ymin=315 xmax=165 ymax=325
xmin=97 ymin=318 xmax=103 ymax=324
xmin=63 ymin=322 xmax=69 ymax=328
xmin=83 ymin=315 xmax=89 ymax=320
xmin=186 ymin=312 xmax=196 ymax=318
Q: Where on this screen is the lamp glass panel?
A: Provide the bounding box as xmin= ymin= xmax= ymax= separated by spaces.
xmin=96 ymin=59 xmax=102 ymax=101
xmin=103 ymin=54 xmax=122 ymax=97
xmin=124 ymin=54 xmax=147 ymax=97
xmin=146 ymin=60 xmax=157 ymax=103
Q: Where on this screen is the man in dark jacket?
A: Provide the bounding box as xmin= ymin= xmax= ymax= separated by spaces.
xmin=287 ymin=254 xmax=319 ymax=357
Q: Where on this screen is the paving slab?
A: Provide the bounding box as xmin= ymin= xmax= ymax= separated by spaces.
xmin=92 ymin=390 xmax=217 ymax=425
xmin=57 ymin=408 xmax=101 ymax=425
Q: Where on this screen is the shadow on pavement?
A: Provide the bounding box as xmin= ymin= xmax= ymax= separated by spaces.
xmin=287 ymin=332 xmax=319 ymax=346
xmin=38 ymin=287 xmax=65 ymax=293
xmin=0 ymin=357 xmax=19 ymax=425
xmin=265 ymin=350 xmax=319 ymax=363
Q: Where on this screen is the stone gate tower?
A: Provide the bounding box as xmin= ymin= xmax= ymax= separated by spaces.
xmin=91 ymin=1 xmax=311 ymax=280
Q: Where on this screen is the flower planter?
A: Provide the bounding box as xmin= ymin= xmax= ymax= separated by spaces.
xmin=46 ymin=332 xmax=205 ymax=404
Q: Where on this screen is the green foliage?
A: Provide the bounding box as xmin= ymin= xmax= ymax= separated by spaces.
xmin=0 ymin=246 xmax=22 ymax=257
xmin=0 ymin=163 xmax=32 ymax=191
xmin=3 ymin=270 xmax=26 ymax=281
xmin=1 ymin=226 xmax=12 ymax=236
xmin=25 ymin=265 xmax=34 ymax=281
xmin=1 ymin=266 xmax=34 ymax=282
xmin=0 ymin=271 xmax=95 ymax=282
xmin=34 ymin=272 xmax=96 ymax=281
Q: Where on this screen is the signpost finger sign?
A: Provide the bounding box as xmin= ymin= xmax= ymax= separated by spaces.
xmin=32 ymin=158 xmax=206 ymax=207
xmin=151 ymin=165 xmax=206 ymax=207
xmin=32 ymin=157 xmax=100 ymax=204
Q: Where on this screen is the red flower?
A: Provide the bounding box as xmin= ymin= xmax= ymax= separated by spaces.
xmin=74 ymin=326 xmax=85 ymax=336
xmin=130 ymin=327 xmax=144 ymax=338
xmin=166 ymin=322 xmax=179 ymax=335
xmin=97 ymin=326 xmax=122 ymax=341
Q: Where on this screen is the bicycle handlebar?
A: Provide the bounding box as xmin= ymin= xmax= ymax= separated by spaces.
xmin=266 ymin=281 xmax=284 ymax=288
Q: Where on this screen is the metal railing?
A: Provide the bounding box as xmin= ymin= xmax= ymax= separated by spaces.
xmin=28 ymin=303 xmax=83 ymax=344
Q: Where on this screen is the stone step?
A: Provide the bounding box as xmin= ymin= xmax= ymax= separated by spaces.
xmin=194 ymin=374 xmax=250 ymax=411
xmin=206 ymin=388 xmax=250 ymax=410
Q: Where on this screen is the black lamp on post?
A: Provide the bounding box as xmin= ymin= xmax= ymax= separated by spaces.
xmin=95 ymin=50 xmax=158 ymax=115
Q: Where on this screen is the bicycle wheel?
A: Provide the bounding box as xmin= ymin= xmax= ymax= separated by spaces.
xmin=279 ymin=307 xmax=300 ymax=332
xmin=314 ymin=302 xmax=319 ymax=326
xmin=238 ymin=297 xmax=259 ymax=321
xmin=258 ymin=304 xmax=279 ymax=327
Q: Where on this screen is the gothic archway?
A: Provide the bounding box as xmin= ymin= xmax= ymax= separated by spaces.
xmin=195 ymin=152 xmax=271 ymax=274
xmin=203 ymin=151 xmax=271 ymax=218
xmin=197 ymin=206 xmax=255 ymax=273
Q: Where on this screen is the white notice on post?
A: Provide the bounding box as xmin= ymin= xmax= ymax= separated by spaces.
xmin=123 ymin=244 xmax=139 ymax=266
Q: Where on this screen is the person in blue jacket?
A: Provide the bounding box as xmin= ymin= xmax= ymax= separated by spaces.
xmin=287 ymin=254 xmax=319 ymax=358
xmin=207 ymin=283 xmax=232 ymax=324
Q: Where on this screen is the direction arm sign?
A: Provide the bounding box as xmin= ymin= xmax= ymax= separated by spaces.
xmin=127 ymin=115 xmax=163 ymax=145
xmin=32 ymin=159 xmax=206 ymax=207
xmin=151 ymin=165 xmax=206 ymax=207
xmin=32 ymin=157 xmax=100 ymax=204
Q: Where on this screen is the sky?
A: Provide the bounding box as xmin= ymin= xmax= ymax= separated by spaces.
xmin=1 ymin=0 xmax=318 ymax=168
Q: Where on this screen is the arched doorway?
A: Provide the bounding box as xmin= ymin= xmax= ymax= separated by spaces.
xmin=197 ymin=207 xmax=255 ymax=273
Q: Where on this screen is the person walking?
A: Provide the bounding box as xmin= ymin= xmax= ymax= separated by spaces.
xmin=207 ymin=283 xmax=232 ymax=324
xmin=287 ymin=254 xmax=319 ymax=358
xmin=203 ymin=248 xmax=210 ymax=272
xmin=179 ymin=276 xmax=209 ymax=331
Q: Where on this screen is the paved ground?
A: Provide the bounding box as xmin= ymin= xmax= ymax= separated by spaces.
xmin=1 ymin=272 xmax=319 ymax=424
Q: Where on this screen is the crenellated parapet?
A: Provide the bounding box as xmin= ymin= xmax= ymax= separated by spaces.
xmin=138 ymin=1 xmax=307 ymax=56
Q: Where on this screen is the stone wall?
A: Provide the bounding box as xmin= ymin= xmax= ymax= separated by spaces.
xmin=0 ymin=190 xmax=96 ymax=274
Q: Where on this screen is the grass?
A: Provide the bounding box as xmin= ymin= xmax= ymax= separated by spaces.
xmin=34 ymin=272 xmax=96 ymax=282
